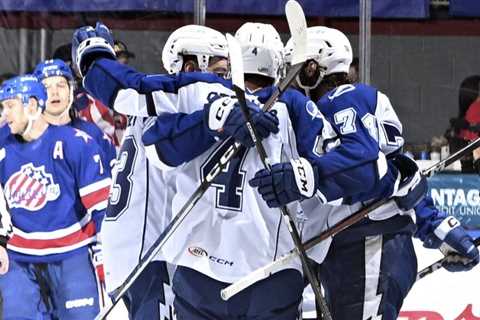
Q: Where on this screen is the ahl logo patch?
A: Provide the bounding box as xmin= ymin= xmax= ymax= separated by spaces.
xmin=5 ymin=163 xmax=60 ymax=211
xmin=188 ymin=246 xmax=208 ymax=257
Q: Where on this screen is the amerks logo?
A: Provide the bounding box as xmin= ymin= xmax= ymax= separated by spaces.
xmin=5 ymin=163 xmax=60 ymax=211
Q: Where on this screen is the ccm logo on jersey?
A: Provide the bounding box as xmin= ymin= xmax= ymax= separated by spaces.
xmin=188 ymin=246 xmax=234 ymax=266
xmin=5 ymin=163 xmax=60 ymax=211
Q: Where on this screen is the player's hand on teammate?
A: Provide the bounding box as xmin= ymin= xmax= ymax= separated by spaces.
xmin=250 ymin=158 xmax=317 ymax=207
xmin=72 ymin=22 xmax=116 ymax=78
xmin=391 ymin=154 xmax=428 ymax=210
xmin=0 ymin=246 xmax=9 ymax=275
xmin=422 ymin=216 xmax=479 ymax=272
xmin=205 ymin=96 xmax=279 ymax=147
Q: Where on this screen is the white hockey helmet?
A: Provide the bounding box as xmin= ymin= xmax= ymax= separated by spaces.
xmin=234 ymin=22 xmax=284 ymax=82
xmin=162 ymin=25 xmax=228 ymax=74
xmin=306 ymin=26 xmax=352 ymax=76
xmin=285 ymin=26 xmax=352 ymax=90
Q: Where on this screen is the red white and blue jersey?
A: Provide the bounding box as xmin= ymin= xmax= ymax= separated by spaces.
xmin=0 ymin=125 xmax=111 ymax=263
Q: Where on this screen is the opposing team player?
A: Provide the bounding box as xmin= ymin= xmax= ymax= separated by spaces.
xmin=89 ymin=24 xmax=229 ymax=320
xmin=253 ymin=26 xmax=479 ymax=320
xmin=0 ymin=75 xmax=111 ymax=319
xmin=33 ymin=58 xmax=116 ymax=306
xmin=33 ymin=59 xmax=116 ymax=170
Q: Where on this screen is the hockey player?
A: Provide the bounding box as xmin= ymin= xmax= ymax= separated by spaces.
xmin=71 ymin=21 xmax=317 ymax=319
xmin=33 ymin=58 xmax=116 ymax=307
xmin=71 ymin=19 xmax=430 ymax=319
xmin=0 ymin=75 xmax=111 ymax=319
xmin=87 ymin=24 xmax=229 ymax=320
xmin=33 ymin=58 xmax=117 ymax=170
xmin=254 ymin=26 xmax=479 ymax=320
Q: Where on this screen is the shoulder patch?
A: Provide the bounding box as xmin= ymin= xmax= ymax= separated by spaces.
xmin=74 ymin=129 xmax=93 ymax=143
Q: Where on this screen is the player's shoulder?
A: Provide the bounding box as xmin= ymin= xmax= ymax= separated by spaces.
xmin=280 ymin=87 xmax=309 ymax=106
xmin=176 ymin=72 xmax=232 ymax=90
xmin=48 ymin=125 xmax=95 ymax=147
xmin=318 ymin=83 xmax=378 ymax=114
xmin=71 ymin=118 xmax=104 ymax=140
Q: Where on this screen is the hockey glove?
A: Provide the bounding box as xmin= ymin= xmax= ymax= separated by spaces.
xmin=391 ymin=154 xmax=428 ymax=210
xmin=249 ymin=158 xmax=317 ymax=208
xmin=72 ymin=22 xmax=116 ymax=78
xmin=205 ymin=96 xmax=279 ymax=147
xmin=423 ymin=216 xmax=479 ymax=272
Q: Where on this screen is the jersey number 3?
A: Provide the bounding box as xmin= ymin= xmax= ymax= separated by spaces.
xmin=106 ymin=136 xmax=138 ymax=220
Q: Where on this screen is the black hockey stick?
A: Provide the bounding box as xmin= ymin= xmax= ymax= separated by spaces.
xmin=221 ymin=131 xmax=480 ymax=300
xmin=226 ymin=27 xmax=332 ymax=320
xmin=94 ymin=3 xmax=308 ymax=320
xmin=416 ymin=237 xmax=480 ymax=280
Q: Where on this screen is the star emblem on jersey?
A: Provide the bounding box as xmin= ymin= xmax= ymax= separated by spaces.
xmin=4 ymin=163 xmax=60 ymax=211
xmin=74 ymin=128 xmax=92 ymax=143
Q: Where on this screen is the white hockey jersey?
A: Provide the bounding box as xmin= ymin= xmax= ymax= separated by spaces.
xmin=102 ymin=116 xmax=175 ymax=293
xmin=83 ymin=60 xmax=312 ymax=283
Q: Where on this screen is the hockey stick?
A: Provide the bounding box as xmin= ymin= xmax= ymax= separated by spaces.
xmin=221 ymin=132 xmax=480 ymax=301
xmin=94 ymin=3 xmax=308 ymax=320
xmin=226 ymin=26 xmax=331 ymax=320
xmin=416 ymin=237 xmax=480 ymax=280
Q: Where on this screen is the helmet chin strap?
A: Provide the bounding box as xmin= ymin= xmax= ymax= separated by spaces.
xmin=295 ymin=71 xmax=324 ymax=96
xmin=21 ymin=108 xmax=42 ymax=137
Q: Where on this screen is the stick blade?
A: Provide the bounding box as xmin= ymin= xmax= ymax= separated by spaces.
xmin=226 ymin=33 xmax=245 ymax=91
xmin=285 ymin=0 xmax=307 ymax=66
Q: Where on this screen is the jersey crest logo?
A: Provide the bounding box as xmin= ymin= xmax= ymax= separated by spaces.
xmin=5 ymin=163 xmax=60 ymax=211
xmin=306 ymin=101 xmax=323 ymax=120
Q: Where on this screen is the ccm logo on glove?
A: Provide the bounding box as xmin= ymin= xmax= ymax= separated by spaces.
xmin=290 ymin=158 xmax=315 ymax=198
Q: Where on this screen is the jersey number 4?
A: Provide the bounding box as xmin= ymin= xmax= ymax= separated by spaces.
xmin=201 ymin=139 xmax=249 ymax=212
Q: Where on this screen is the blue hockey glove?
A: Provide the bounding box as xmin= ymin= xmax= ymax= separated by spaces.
xmin=72 ymin=22 xmax=116 ymax=78
xmin=391 ymin=154 xmax=428 ymax=210
xmin=249 ymin=158 xmax=317 ymax=208
xmin=205 ymin=96 xmax=279 ymax=147
xmin=423 ymin=216 xmax=479 ymax=272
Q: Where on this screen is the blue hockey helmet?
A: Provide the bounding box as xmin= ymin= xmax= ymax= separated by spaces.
xmin=0 ymin=75 xmax=47 ymax=110
xmin=33 ymin=59 xmax=74 ymax=82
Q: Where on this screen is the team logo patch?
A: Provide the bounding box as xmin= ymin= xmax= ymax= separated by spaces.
xmin=306 ymin=101 xmax=323 ymax=120
xmin=5 ymin=163 xmax=60 ymax=211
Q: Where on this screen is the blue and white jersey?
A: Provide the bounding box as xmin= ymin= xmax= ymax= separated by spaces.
xmin=301 ymin=84 xmax=412 ymax=264
xmin=0 ymin=125 xmax=111 ymax=263
xmin=102 ymin=116 xmax=176 ymax=295
xmin=83 ymin=60 xmax=305 ymax=282
xmin=71 ymin=117 xmax=117 ymax=169
xmin=82 ymin=59 xmax=397 ymax=282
